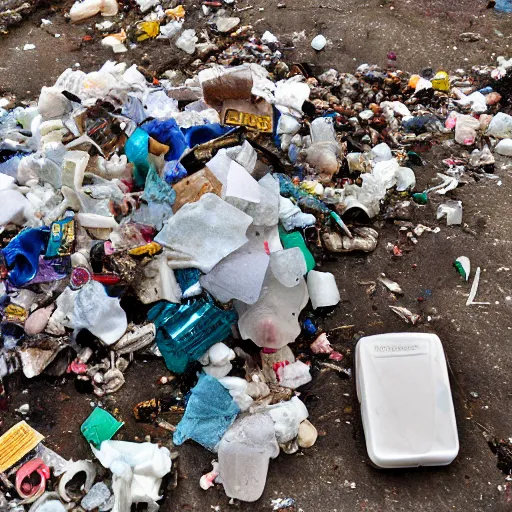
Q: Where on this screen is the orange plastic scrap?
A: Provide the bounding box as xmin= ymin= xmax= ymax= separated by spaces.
xmin=408 ymin=74 xmax=421 ymax=89
xmin=165 ymin=5 xmax=186 ymax=19
xmin=0 ymin=421 xmax=44 ymax=472
xmin=106 ymin=29 xmax=127 ymax=43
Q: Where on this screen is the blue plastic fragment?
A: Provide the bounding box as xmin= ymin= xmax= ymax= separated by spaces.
xmin=3 ymin=228 xmax=49 ymax=287
xmin=181 ymin=124 xmax=232 ymax=148
xmin=141 ymin=118 xmax=188 ymax=161
xmin=174 ymin=269 xmax=202 ymax=298
xmin=173 ymin=373 xmax=240 ymax=451
xmin=303 ymin=318 xmax=318 ymax=335
xmin=148 ymin=298 xmax=237 ymax=373
xmin=162 ymin=160 xmax=188 ymax=185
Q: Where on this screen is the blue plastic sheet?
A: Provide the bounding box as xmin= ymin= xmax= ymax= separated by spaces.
xmin=143 ymin=166 xmax=176 ymax=205
xmin=141 ymin=166 xmax=176 ymax=230
xmin=181 ymin=124 xmax=232 ymax=149
xmin=3 ymin=228 xmax=49 ymax=287
xmin=141 ymin=118 xmax=188 ymax=161
xmin=173 ymin=373 xmax=240 ymax=451
xmin=148 ymin=298 xmax=237 ymax=374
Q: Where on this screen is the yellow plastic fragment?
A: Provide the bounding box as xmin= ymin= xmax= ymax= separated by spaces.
xmin=0 ymin=421 xmax=44 ymax=472
xmin=136 ymin=21 xmax=160 ymax=42
xmin=165 ymin=5 xmax=185 ymax=19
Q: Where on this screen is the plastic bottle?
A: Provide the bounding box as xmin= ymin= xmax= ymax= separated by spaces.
xmin=218 ymin=413 xmax=279 ymax=502
xmin=304 ymin=117 xmax=340 ymax=181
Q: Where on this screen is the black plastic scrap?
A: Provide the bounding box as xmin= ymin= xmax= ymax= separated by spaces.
xmin=484 ymin=431 xmax=512 ymax=476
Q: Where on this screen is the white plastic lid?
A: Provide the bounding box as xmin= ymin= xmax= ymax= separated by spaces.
xmin=356 ymin=333 xmax=459 ymax=469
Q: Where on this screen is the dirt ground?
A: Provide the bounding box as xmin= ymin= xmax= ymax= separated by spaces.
xmin=2 ymin=1 xmax=512 ymax=511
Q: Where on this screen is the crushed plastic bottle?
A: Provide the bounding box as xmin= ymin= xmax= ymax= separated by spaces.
xmin=304 ymin=117 xmax=340 ymax=182
xmin=218 ymin=413 xmax=279 ymax=502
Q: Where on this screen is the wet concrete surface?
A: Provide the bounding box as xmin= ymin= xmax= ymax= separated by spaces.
xmin=1 ymin=1 xmax=512 ymax=511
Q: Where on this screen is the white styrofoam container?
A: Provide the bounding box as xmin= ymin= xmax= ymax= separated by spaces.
xmin=356 ymin=333 xmax=459 ymax=469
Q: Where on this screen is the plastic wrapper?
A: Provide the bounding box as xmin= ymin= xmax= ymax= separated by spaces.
xmin=142 ymin=166 xmax=176 ymax=229
xmin=486 ymin=112 xmax=512 ymax=139
xmin=0 ymin=189 xmax=31 ymax=226
xmin=91 ymin=440 xmax=171 ymax=511
xmin=0 ymin=421 xmax=44 ymax=472
xmin=175 ymin=268 xmax=202 ymax=298
xmin=163 ymin=160 xmax=188 ymax=185
xmin=148 ymin=298 xmax=237 ymax=373
xmin=143 ymin=90 xmax=178 ymax=119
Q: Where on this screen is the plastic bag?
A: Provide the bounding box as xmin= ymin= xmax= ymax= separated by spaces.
xmin=141 ymin=118 xmax=188 ymax=161
xmin=124 ymin=128 xmax=150 ymax=187
xmin=72 ymin=281 xmax=127 ymax=345
xmin=3 ymin=228 xmax=49 ymax=287
xmin=174 ymin=373 xmax=240 ymax=451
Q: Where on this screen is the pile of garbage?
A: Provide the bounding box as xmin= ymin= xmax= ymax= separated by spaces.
xmin=1 ymin=2 xmax=512 ymax=507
